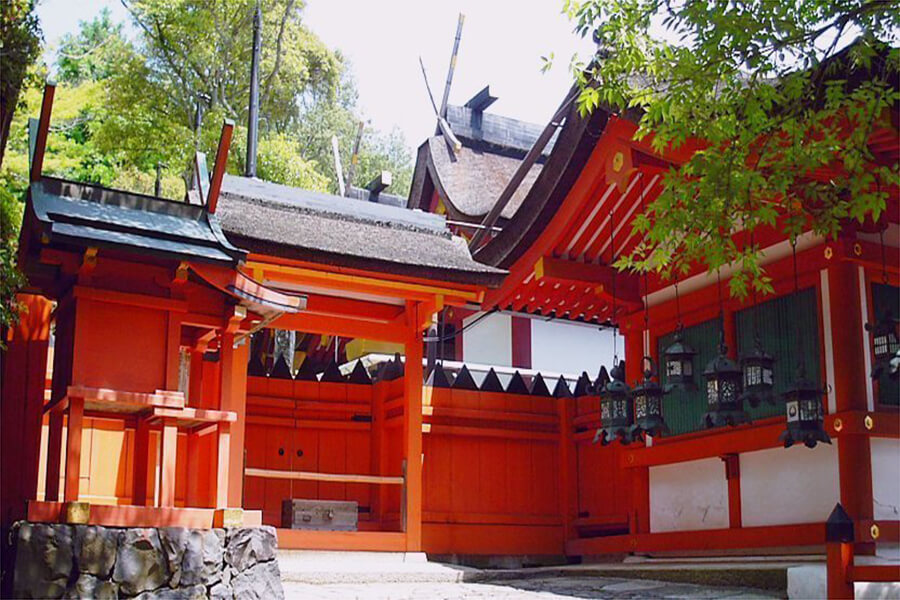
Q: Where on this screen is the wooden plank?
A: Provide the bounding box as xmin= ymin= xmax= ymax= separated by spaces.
xmin=26 ymin=500 xmax=263 ymax=529
xmin=73 ymin=286 xmax=188 ymax=313
xmin=567 ymin=521 xmax=825 ymax=556
xmin=245 ymin=467 xmax=404 ymax=485
xmin=206 ymin=120 xmax=234 ymax=214
xmin=276 ymin=529 xmax=407 ymax=551
xmin=850 ymin=565 xmax=900 ymax=583
xmin=30 ymin=82 xmax=55 ymax=182
xmin=64 ymin=396 xmax=84 ymax=502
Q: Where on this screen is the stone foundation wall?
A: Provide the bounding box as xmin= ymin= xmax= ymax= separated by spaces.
xmin=10 ymin=522 xmax=284 ymax=600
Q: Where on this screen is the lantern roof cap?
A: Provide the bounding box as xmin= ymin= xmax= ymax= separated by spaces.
xmin=703 ymin=351 xmax=741 ymax=376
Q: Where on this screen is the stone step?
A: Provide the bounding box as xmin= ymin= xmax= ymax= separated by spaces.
xmin=277 ymin=550 xmax=481 ymax=584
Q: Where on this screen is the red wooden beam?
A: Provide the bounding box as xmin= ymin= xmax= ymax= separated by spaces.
xmin=206 ymin=119 xmax=234 ymax=214
xmin=850 ymin=565 xmax=900 ymax=583
xmin=567 ymin=521 xmax=825 ymax=556
xmin=30 ymin=81 xmax=56 ymax=182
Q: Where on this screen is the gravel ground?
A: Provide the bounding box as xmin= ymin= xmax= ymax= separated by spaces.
xmin=283 ymin=575 xmax=782 ymax=599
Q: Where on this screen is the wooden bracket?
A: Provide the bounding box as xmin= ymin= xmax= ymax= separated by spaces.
xmin=30 ymin=81 xmax=56 ymax=183
xmin=206 ymin=120 xmax=234 ymax=214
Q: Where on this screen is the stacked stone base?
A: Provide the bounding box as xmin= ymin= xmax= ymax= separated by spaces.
xmin=10 ymin=522 xmax=283 ymax=600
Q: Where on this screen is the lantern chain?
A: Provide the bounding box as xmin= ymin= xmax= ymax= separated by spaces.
xmin=610 ymin=206 xmax=618 ymax=366
xmin=790 ymin=237 xmax=806 ymax=378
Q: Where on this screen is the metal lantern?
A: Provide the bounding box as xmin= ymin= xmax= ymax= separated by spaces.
xmin=663 ymin=325 xmax=697 ymax=392
xmin=632 ymin=357 xmax=669 ymax=439
xmin=779 ymin=367 xmax=831 ymax=448
xmin=866 ymin=310 xmax=899 ymax=379
xmin=702 ymin=334 xmax=750 ymax=428
xmin=594 ymin=361 xmax=634 ymax=445
xmin=740 ymin=336 xmax=775 ymax=407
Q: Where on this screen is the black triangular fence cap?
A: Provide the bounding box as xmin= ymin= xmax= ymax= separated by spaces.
xmin=825 ymin=503 xmax=855 ymax=543
xmin=506 ymin=371 xmax=529 ymax=395
xmin=321 ymin=361 xmax=345 ymax=383
xmin=530 ymin=372 xmax=551 ymax=396
xmin=595 ymin=365 xmax=612 ymax=388
xmin=574 ymin=372 xmax=593 ymax=397
xmin=395 ymin=352 xmax=405 ymax=373
xmin=295 ymin=358 xmax=319 ymax=381
xmin=348 ymin=360 xmax=372 ymax=384
xmin=480 ymin=368 xmax=504 ymax=392
xmin=381 ymin=355 xmax=403 ymax=381
xmin=452 ymin=365 xmax=478 ymax=390
xmin=553 ymin=375 xmax=572 ymax=398
xmin=425 ymin=364 xmax=452 ymax=388
xmin=269 ymin=355 xmax=294 ymax=379
xmin=247 ymin=354 xmax=267 ymax=377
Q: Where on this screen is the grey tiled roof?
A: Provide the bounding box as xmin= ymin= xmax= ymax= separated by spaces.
xmin=27 ymin=177 xmax=244 ymax=265
xmin=216 ymin=175 xmax=505 ymax=286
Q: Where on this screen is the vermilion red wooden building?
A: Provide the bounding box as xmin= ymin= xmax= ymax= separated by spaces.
xmin=2 ymin=59 xmax=898 ymax=571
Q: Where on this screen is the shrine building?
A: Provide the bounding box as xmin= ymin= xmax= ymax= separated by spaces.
xmin=1 ymin=44 xmax=898 ymax=592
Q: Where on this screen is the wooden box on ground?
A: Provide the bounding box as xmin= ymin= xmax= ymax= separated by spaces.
xmin=282 ymin=499 xmax=359 ymax=531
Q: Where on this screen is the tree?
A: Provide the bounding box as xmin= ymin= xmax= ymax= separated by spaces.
xmin=565 ymin=0 xmax=900 ymax=296
xmin=56 ymin=8 xmax=129 ymax=84
xmin=294 ymin=71 xmax=413 ymax=196
xmin=0 ymin=0 xmax=42 ymax=168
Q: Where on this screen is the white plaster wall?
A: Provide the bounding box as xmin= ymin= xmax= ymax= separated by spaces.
xmin=649 ymin=457 xmax=729 ymax=532
xmin=741 ymin=443 xmax=840 ymax=527
xmin=530 ymin=319 xmax=620 ymax=375
xmin=462 ymin=313 xmax=512 ymax=367
xmin=871 ymin=437 xmax=900 ymax=521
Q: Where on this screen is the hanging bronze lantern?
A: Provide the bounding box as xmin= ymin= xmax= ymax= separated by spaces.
xmin=779 ymin=366 xmax=831 ymax=448
xmin=740 ymin=336 xmax=775 ymax=407
xmin=594 ymin=361 xmax=634 ymax=445
xmin=702 ymin=333 xmax=749 ymax=428
xmin=663 ymin=325 xmax=697 ymax=392
xmin=632 ymin=357 xmax=669 ymax=439
xmin=867 ymin=310 xmax=899 ymax=379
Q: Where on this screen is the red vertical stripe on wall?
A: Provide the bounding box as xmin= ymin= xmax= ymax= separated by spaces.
xmin=511 ymin=316 xmax=532 ymax=369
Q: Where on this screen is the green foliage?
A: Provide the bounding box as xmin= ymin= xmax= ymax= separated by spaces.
xmin=0 ymin=0 xmax=41 ymax=329
xmin=1 ymin=0 xmax=42 ymax=166
xmin=565 ymin=0 xmax=900 ymax=297
xmin=56 ymin=8 xmax=128 ymax=84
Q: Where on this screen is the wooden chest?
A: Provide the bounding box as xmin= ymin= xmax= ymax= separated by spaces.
xmin=281 ymin=499 xmax=359 ymax=531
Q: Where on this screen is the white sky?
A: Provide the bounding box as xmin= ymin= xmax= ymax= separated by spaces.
xmin=36 ymin=0 xmax=594 ymax=153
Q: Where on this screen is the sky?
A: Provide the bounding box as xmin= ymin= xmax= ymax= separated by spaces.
xmin=35 ymin=0 xmax=595 ymax=153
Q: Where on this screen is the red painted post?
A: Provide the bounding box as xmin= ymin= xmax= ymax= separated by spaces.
xmin=826 ymin=503 xmax=856 ymax=599
xmin=826 ymin=541 xmax=854 ymax=599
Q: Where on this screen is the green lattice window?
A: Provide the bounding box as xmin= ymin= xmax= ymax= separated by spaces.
xmin=657 ymin=288 xmax=821 ymax=436
xmin=658 ymin=318 xmax=721 ymax=435
xmin=735 ymin=288 xmax=821 ymax=420
xmin=872 ymin=283 xmax=899 ymax=406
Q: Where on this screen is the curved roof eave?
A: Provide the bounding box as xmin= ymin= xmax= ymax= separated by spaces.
xmin=473 ymin=100 xmax=613 ymax=270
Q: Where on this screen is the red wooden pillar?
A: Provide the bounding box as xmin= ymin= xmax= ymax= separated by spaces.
xmin=1 ymin=294 xmax=52 ymax=518
xmin=158 ymin=417 xmax=178 ymax=507
xmin=827 ymin=541 xmax=855 ymax=599
xmin=622 ymin=319 xmax=650 ymax=535
xmin=45 ymin=413 xmax=63 ymax=502
xmin=511 ymin=316 xmax=532 ymax=369
xmin=63 ymin=396 xmax=85 ymax=502
xmin=218 ymin=329 xmax=248 ymax=507
xmin=215 ymin=422 xmax=231 ymax=508
xmin=132 ymin=419 xmax=151 ymax=506
xmin=722 ymin=454 xmax=742 ymax=528
xmin=403 ymin=305 xmax=425 ymax=551
xmin=370 ymin=378 xmax=386 ymax=525
xmin=558 ymin=395 xmax=578 ymax=543
xmin=827 ymin=263 xmax=874 ymax=553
